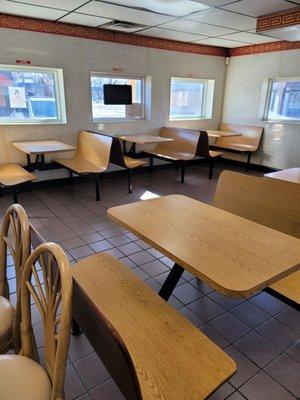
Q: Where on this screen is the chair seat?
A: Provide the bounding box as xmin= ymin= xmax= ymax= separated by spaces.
xmin=123 ymin=156 xmax=146 ymax=169
xmin=0 ymin=296 xmax=14 ymax=343
xmin=209 ymin=150 xmax=223 ymax=158
xmin=0 ymin=164 xmax=36 ymax=187
xmin=54 ymin=157 xmax=106 ymax=174
xmin=0 ymin=355 xmax=52 ymax=400
xmin=148 ymin=149 xmax=194 ymax=161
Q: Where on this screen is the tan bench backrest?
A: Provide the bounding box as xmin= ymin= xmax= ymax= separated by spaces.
xmin=215 ymin=124 xmax=264 ymax=150
xmin=77 ymin=131 xmax=112 ymax=169
xmin=213 ymin=170 xmax=300 ymax=238
xmin=155 ymin=127 xmax=200 ymax=155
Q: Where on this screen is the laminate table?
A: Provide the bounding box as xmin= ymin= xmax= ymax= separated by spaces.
xmin=108 ymin=195 xmax=300 ymax=300
xmin=120 ymin=134 xmax=173 ymax=155
xmin=265 ymin=167 xmax=300 ymax=184
xmin=12 ymin=140 xmax=76 ymax=170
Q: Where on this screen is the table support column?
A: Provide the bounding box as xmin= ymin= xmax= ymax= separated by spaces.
xmin=158 ymin=263 xmax=184 ymax=301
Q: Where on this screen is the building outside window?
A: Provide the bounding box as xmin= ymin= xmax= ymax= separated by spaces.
xmin=0 ymin=65 xmax=66 ymax=125
xmin=169 ymin=77 xmax=215 ymax=121
xmin=266 ymin=79 xmax=300 ymax=121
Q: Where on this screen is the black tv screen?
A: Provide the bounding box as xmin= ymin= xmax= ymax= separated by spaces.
xmin=103 ymin=84 xmax=132 ymax=105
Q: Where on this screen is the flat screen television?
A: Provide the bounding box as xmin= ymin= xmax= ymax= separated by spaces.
xmin=103 ymin=84 xmax=132 ymax=105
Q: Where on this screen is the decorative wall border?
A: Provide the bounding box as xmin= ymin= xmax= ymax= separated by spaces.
xmin=257 ymin=7 xmax=300 ymax=32
xmin=0 ymin=13 xmax=227 ymax=57
xmin=229 ymin=40 xmax=300 ymax=57
xmin=0 ymin=12 xmax=299 ymax=58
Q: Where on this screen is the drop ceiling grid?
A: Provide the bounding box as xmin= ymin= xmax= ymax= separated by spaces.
xmin=2 ymin=0 xmax=298 ymax=47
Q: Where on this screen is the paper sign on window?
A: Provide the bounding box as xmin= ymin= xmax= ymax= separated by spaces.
xmin=8 ymin=87 xmax=27 ymax=108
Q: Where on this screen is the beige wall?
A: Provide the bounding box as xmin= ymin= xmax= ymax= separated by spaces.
xmin=222 ymin=50 xmax=300 ymax=169
xmin=0 ymin=28 xmax=225 ymax=166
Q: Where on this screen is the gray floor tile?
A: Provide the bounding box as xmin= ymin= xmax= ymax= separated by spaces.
xmin=276 ymin=308 xmax=300 ymax=334
xmin=265 ymin=354 xmax=300 ymax=398
xmin=209 ymin=313 xmax=251 ymax=342
xmin=230 ymin=301 xmax=270 ymax=329
xmin=256 ymin=318 xmax=299 ymax=351
xmin=240 ymin=371 xmax=295 ymax=400
xmin=173 ymin=282 xmax=204 ymax=304
xmin=89 ymin=379 xmax=125 ymax=400
xmin=74 ymin=353 xmax=111 ymax=391
xmin=249 ymin=292 xmax=287 ymax=316
xmin=226 ymin=346 xmax=259 ymax=388
xmin=234 ymin=332 xmax=282 ymax=368
xmin=188 ymin=297 xmax=225 ymax=322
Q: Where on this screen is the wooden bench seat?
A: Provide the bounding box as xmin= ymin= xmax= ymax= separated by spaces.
xmin=147 ymin=127 xmax=222 ymax=182
xmin=54 ymin=131 xmax=112 ymax=201
xmin=72 ymin=252 xmax=236 ymax=400
xmin=210 ymin=124 xmax=263 ymax=171
xmin=0 ymin=163 xmax=36 ymax=203
xmin=213 ymin=171 xmax=300 ymax=309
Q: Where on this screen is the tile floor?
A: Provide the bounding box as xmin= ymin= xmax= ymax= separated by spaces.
xmin=1 ymin=163 xmax=299 ymax=400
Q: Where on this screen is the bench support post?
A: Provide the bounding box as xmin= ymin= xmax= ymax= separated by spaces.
xmin=71 ymin=318 xmax=82 ymax=336
xmin=13 ymin=190 xmax=18 ymax=204
xmin=94 ymin=173 xmax=100 ymax=201
xmin=149 ymin=156 xmax=154 ymax=172
xmin=181 ymin=161 xmax=185 ymax=184
xmin=0 ymin=185 xmax=3 ymax=198
xmin=127 ymin=169 xmax=133 ymax=194
xmin=69 ymin=170 xmax=74 ymax=185
xmin=158 ymin=263 xmax=184 ymax=301
xmin=246 ymin=152 xmax=251 ymax=172
xmin=209 ymin=160 xmax=214 ymax=180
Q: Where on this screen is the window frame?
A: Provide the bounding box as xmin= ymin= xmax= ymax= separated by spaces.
xmin=90 ymin=72 xmax=146 ymax=123
xmin=0 ymin=64 xmax=67 ymax=125
xmin=263 ymin=77 xmax=300 ymax=124
xmin=169 ymin=77 xmax=214 ymax=121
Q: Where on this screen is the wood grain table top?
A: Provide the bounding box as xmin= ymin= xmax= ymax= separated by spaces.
xmin=108 ymin=195 xmax=300 ymax=298
xmin=12 ymin=140 xmax=76 ymax=154
xmin=73 ymin=252 xmax=236 ymax=400
xmin=265 ymin=168 xmax=300 ymax=184
xmin=120 ymin=134 xmax=174 ymax=144
xmin=207 ymin=130 xmax=243 ymax=138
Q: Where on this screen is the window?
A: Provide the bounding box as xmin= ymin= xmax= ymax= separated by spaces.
xmin=91 ymin=73 xmax=145 ymax=122
xmin=265 ymin=78 xmax=300 ymax=121
xmin=169 ymin=77 xmax=215 ymax=121
xmin=0 ymin=65 xmax=66 ymax=125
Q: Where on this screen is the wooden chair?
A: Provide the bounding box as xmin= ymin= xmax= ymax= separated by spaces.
xmin=0 ymin=204 xmax=31 ymax=354
xmin=213 ymin=170 xmax=300 ymax=309
xmin=0 ymin=242 xmax=73 ymax=400
xmin=196 ymin=131 xmax=222 ymax=179
xmin=0 ymin=163 xmax=36 ymax=203
xmin=211 ymin=124 xmax=263 ymax=171
xmin=147 ymin=127 xmax=200 ymax=183
xmin=54 ymin=131 xmax=112 ymax=201
xmin=109 ymin=136 xmax=146 ymax=193
xmin=72 ymin=252 xmax=236 ymax=400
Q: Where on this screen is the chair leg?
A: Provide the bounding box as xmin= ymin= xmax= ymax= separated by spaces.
xmin=128 ymin=169 xmax=133 ymax=194
xmin=246 ymin=152 xmax=251 ymax=172
xmin=209 ymin=160 xmax=214 ymax=180
xmin=149 ymin=156 xmax=154 ymax=172
xmin=94 ymin=174 xmax=100 ymax=201
xmin=181 ymin=161 xmax=186 ymax=184
xmin=13 ymin=190 xmax=18 ymax=204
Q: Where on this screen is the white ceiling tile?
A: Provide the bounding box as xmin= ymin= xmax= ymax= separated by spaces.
xmin=99 ymin=0 xmax=211 ymax=17
xmin=191 ymin=0 xmax=242 ymax=6
xmin=0 ymin=1 xmax=67 ymax=20
xmin=222 ymin=0 xmax=297 ymax=17
xmin=136 ymin=27 xmax=207 ymax=41
xmin=262 ymin=25 xmax=300 ymax=41
xmin=76 ymin=1 xmax=176 ymax=25
xmin=9 ymin=0 xmax=87 ymax=11
xmin=160 ymin=18 xmax=237 ymax=36
xmin=192 ymin=37 xmax=249 ymax=47
xmin=186 ymin=8 xmax=256 ymax=30
xmin=59 ymin=13 xmax=112 ymax=27
xmin=220 ymin=31 xmax=281 ymax=43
